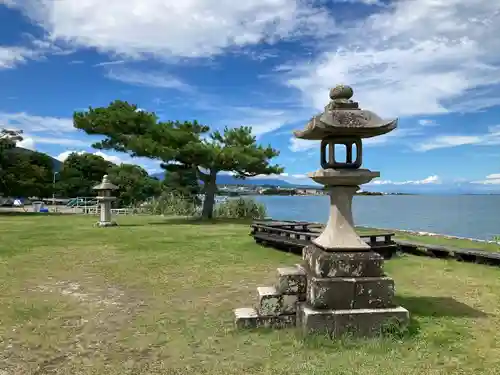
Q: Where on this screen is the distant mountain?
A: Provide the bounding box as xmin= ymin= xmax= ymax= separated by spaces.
xmin=151 ymin=171 xmax=299 ymax=187
xmin=11 ymin=147 xmax=63 ymax=171
xmin=215 ymin=174 xmax=294 ymax=186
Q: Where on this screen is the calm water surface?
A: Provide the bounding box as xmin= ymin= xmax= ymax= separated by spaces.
xmin=253 ymin=195 xmax=500 ymax=240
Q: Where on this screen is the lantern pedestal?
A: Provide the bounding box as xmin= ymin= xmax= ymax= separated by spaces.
xmin=95 ymin=196 xmax=118 ymax=227
xmin=308 ymin=168 xmax=379 ymax=251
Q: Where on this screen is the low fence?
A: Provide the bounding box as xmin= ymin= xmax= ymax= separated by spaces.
xmin=79 ymin=206 xmax=138 ymax=215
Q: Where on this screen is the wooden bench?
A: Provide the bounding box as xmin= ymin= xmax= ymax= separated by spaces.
xmin=252 ymin=221 xmax=500 ymax=268
xmin=395 ymin=240 xmax=500 ymax=266
xmin=453 ymin=248 xmax=500 ymax=265
xmin=250 ymin=222 xmax=398 ymax=259
xmin=396 ymin=240 xmax=452 ymax=258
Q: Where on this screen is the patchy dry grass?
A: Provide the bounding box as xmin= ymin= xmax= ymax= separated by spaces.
xmin=1 ymin=214 xmax=500 ymax=374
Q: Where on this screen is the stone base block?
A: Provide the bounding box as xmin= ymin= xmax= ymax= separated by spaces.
xmin=303 ymin=244 xmax=384 ymax=278
xmin=257 ymin=286 xmax=298 ymax=315
xmin=297 ymin=303 xmax=409 ymax=338
xmin=234 ymin=307 xmax=296 ymax=329
xmin=276 ymin=265 xmax=307 ymax=294
xmin=94 ymin=221 xmax=118 ymax=227
xmin=281 ymin=294 xmax=299 ymax=314
xmin=307 ymin=277 xmax=356 ymax=309
xmin=354 ymin=277 xmax=395 ymax=309
xmin=307 ymin=276 xmax=395 ymax=309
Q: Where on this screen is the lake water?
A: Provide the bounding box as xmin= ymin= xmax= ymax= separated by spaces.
xmin=253 ymin=195 xmax=500 ymax=241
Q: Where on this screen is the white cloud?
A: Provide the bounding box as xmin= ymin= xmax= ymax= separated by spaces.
xmin=471 ymin=173 xmax=500 ymax=185
xmin=333 ymin=0 xmax=384 ymax=4
xmin=282 ymin=0 xmax=500 ymax=118
xmin=369 ymin=175 xmax=441 ymax=185
xmin=0 ymin=112 xmax=74 ymax=133
xmin=415 ymin=124 xmax=500 ymax=151
xmin=17 ymin=136 xmax=35 ymax=150
xmin=105 ymin=68 xmax=191 ymax=91
xmin=0 ymin=46 xmax=36 ymax=69
xmin=0 ymin=35 xmax=73 ymax=69
xmin=15 ymin=134 xmax=90 ymax=150
xmin=415 ymin=135 xmax=482 ymax=152
xmin=31 ymin=136 xmax=89 ymax=147
xmin=221 ymin=107 xmax=307 ymax=137
xmin=56 ymin=150 xmax=125 ymax=165
xmin=289 ymin=138 xmax=318 ymax=152
xmin=418 ymin=119 xmax=437 ymax=126
xmin=5 ymin=0 xmax=334 ymax=60
xmin=93 ymin=60 xmax=125 ymax=67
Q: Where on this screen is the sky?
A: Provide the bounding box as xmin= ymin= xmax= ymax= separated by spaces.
xmin=1 ymin=0 xmax=499 ymax=193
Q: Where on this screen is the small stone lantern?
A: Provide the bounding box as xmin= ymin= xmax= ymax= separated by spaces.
xmin=93 ymin=175 xmax=118 ymax=227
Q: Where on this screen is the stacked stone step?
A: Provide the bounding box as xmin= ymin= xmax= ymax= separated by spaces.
xmin=297 ymin=244 xmax=410 ymax=338
xmin=234 ymin=264 xmax=307 ymax=329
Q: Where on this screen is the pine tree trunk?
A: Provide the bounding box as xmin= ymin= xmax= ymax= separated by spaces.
xmin=201 ymin=172 xmax=217 ymax=219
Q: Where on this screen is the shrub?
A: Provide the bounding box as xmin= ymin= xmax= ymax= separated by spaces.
xmin=143 ymin=192 xmax=200 ymax=217
xmin=214 ymin=197 xmax=267 ymax=219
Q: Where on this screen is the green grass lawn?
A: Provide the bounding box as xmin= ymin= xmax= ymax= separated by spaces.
xmin=1 ymin=214 xmax=500 ymax=374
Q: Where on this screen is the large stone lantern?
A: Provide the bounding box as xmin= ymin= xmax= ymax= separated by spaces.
xmin=233 ymin=85 xmax=409 ymax=339
xmin=93 ymin=175 xmax=118 ymax=227
xmin=294 ymin=84 xmax=397 ymax=250
xmin=293 ymin=85 xmax=409 ymax=337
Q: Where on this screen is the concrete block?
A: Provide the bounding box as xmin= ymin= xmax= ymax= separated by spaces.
xmin=303 ymin=244 xmax=384 ymax=278
xmin=234 ymin=307 xmax=259 ymax=329
xmin=282 ymin=294 xmax=299 ymax=314
xmin=234 ymin=307 xmax=296 ymax=329
xmin=354 ymin=277 xmax=395 ymax=309
xmin=297 ymin=303 xmax=409 ymax=338
xmin=307 ymin=277 xmax=356 ymax=309
xmin=257 ymin=286 xmax=283 ymax=316
xmin=276 ymin=265 xmax=307 ymax=294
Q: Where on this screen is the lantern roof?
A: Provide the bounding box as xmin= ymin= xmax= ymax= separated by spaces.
xmin=93 ymin=175 xmax=118 ymax=191
xmin=293 ymin=85 xmax=398 ymax=140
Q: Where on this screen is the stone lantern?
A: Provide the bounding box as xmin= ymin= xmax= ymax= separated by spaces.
xmin=233 ymin=85 xmax=409 ymax=339
xmin=293 ymin=84 xmax=409 ymax=337
xmin=93 ymin=175 xmax=118 ymax=227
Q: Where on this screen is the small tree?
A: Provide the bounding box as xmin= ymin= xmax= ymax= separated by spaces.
xmin=0 ymin=147 xmax=54 ymax=198
xmin=57 ymin=153 xmax=112 ymax=198
xmin=107 ymin=163 xmax=162 ymax=206
xmin=73 ymin=101 xmax=283 ymax=219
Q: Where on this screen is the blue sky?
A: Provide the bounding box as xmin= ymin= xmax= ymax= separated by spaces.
xmin=1 ymin=0 xmax=499 ymax=192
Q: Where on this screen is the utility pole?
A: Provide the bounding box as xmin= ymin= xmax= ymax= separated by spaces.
xmin=52 ymin=171 xmax=59 ymax=211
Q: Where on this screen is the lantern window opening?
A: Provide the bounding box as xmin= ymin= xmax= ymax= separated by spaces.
xmin=320 ymin=137 xmax=362 ymax=170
